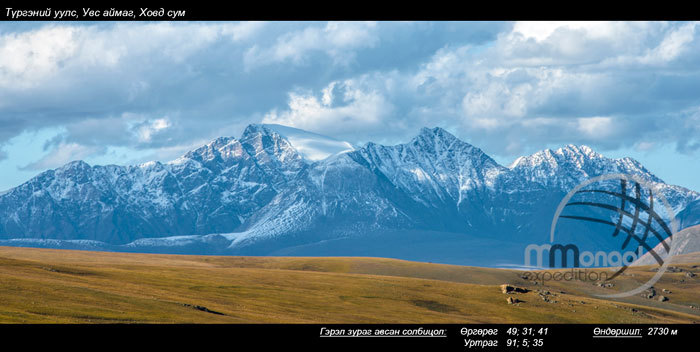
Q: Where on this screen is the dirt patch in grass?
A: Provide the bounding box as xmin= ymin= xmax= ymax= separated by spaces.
xmin=411 ymin=300 xmax=459 ymax=313
xmin=40 ymin=266 xmax=96 ymax=276
xmin=180 ymin=303 xmax=225 ymax=316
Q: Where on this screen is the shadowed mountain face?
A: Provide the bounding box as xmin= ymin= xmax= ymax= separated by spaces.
xmin=0 ymin=124 xmax=698 ymax=266
xmin=679 ymin=200 xmax=700 ymax=230
xmin=633 ymin=224 xmax=700 ymax=268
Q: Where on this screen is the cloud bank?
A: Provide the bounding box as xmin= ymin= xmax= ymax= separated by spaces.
xmin=1 ymin=21 xmax=699 ymax=178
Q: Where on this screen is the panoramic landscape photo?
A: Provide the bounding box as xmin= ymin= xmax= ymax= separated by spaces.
xmin=0 ymin=21 xmax=699 ymax=323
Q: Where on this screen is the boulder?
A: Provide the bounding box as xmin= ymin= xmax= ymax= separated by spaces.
xmin=507 ymin=297 xmax=522 ymax=304
xmin=641 ymin=287 xmax=656 ymax=299
xmin=500 ymin=284 xmax=528 ymax=294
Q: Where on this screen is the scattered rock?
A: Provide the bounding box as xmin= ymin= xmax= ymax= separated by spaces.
xmin=662 ymin=289 xmax=672 ymax=294
xmin=686 ymin=271 xmax=696 ymax=278
xmin=507 ymin=297 xmax=522 ymax=304
xmin=641 ymin=287 xmax=656 ymax=299
xmin=658 ymin=296 xmax=669 ymax=302
xmin=667 ymin=266 xmax=683 ymax=273
xmin=536 ymin=290 xmax=558 ymax=303
xmin=501 ymin=284 xmax=529 ymax=294
xmin=596 ymin=282 xmax=614 ymax=288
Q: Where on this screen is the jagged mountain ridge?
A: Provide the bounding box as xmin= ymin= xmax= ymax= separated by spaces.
xmin=0 ymin=124 xmax=698 ymax=264
xmin=0 ymin=124 xmax=306 ymax=243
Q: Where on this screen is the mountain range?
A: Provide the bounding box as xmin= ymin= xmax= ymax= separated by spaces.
xmin=1 ymin=124 xmax=698 ymax=266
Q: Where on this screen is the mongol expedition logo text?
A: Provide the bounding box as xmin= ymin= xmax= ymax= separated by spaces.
xmin=522 ymin=174 xmax=679 ymax=298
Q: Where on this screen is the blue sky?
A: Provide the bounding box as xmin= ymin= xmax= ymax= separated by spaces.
xmin=1 ymin=21 xmax=699 ymax=192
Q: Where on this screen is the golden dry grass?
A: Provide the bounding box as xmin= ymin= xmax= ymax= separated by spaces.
xmin=0 ymin=246 xmax=698 ymax=323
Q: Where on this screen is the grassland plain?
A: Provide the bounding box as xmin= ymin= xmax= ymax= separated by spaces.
xmin=0 ymin=246 xmax=698 ymax=323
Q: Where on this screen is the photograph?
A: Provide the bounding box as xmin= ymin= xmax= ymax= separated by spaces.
xmin=0 ymin=13 xmax=698 ymax=348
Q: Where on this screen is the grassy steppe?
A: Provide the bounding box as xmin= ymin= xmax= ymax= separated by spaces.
xmin=0 ymin=247 xmax=698 ymax=323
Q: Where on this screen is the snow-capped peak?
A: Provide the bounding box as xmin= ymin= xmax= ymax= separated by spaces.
xmin=181 ymin=136 xmax=242 ymax=164
xmin=415 ymin=126 xmax=459 ymax=144
xmin=505 ymin=143 xmax=672 ymax=191
xmin=60 ymin=160 xmax=91 ymax=169
xmin=138 ymin=160 xmax=159 ymax=169
xmin=507 ymin=156 xmax=525 ymax=169
xmin=556 ymin=144 xmax=599 ymax=158
xmin=509 ymin=144 xmax=600 ymax=169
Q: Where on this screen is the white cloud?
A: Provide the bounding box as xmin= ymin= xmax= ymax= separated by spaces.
xmin=244 ymin=22 xmax=378 ymax=69
xmin=0 ymin=26 xmax=78 ymax=88
xmin=577 ymin=116 xmax=614 ymax=137
xmin=639 ymin=22 xmax=698 ymax=64
xmin=3 ymin=20 xmax=700 ymax=182
xmin=512 ymin=21 xmax=627 ymax=42
xmin=324 ymin=21 xmax=378 ymax=56
xmin=21 ymin=143 xmax=103 ymax=170
xmin=135 ymin=118 xmax=172 ymax=143
xmin=500 ymin=22 xmax=666 ymax=68
xmin=221 ymin=21 xmax=267 ymax=41
xmin=0 ymin=22 xmax=266 ymax=90
xmin=635 ymin=141 xmax=657 ymax=152
xmin=386 ymin=21 xmax=700 ymax=156
xmin=262 ymin=79 xmax=392 ymax=135
xmin=462 ymin=80 xmax=529 ymax=123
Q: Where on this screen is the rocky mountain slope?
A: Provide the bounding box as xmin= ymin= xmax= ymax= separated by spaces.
xmin=1 ymin=124 xmax=698 ymax=266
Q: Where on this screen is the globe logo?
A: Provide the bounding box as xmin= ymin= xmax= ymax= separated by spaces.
xmin=548 ymin=173 xmax=680 ymax=298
